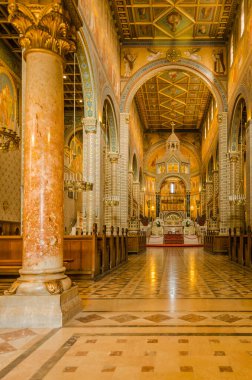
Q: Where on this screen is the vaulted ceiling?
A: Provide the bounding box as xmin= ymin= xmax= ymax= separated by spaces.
xmin=135 ymin=69 xmax=211 ymax=131
xmin=111 ymin=0 xmax=238 ymax=42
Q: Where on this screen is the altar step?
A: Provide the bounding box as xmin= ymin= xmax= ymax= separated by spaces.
xmin=146 ymin=234 xmax=203 ymax=247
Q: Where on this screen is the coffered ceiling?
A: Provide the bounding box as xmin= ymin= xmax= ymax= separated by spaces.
xmin=111 ymin=0 xmax=239 ymax=43
xmin=135 ymin=70 xmax=211 ymax=130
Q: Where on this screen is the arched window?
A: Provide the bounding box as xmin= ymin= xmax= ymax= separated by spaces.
xmin=240 ymin=0 xmax=244 ymax=37
xmin=230 ymin=34 xmax=234 ymax=66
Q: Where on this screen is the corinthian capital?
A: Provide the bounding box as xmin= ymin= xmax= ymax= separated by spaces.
xmin=8 ymin=0 xmax=75 ymax=56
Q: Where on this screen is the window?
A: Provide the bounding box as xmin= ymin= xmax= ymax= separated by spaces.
xmin=240 ymin=0 xmax=244 ymax=37
xmin=230 ymin=34 xmax=234 ymax=66
xmin=170 ymin=182 xmax=175 ymax=194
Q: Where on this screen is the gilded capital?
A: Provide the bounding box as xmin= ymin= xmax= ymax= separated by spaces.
xmin=82 ymin=117 xmax=97 ymax=133
xmin=8 ymin=0 xmax=76 ymax=56
xmin=229 ymin=152 xmax=239 ymax=163
xmin=109 ymin=153 xmax=119 ymax=163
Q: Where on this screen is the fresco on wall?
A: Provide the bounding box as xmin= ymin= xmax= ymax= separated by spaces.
xmin=129 ymin=100 xmax=144 ymax=165
xmin=121 ymin=46 xmax=227 ymax=80
xmin=0 ymin=67 xmax=16 ymax=131
xmin=80 ymin=0 xmax=121 ymax=99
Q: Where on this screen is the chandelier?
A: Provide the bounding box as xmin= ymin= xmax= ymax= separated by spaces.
xmin=104 ymin=195 xmax=120 ymax=206
xmin=0 ymin=125 xmax=20 ymax=151
xmin=64 ymin=172 xmax=93 ymax=192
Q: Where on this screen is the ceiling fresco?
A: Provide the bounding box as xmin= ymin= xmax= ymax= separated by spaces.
xmin=111 ymin=0 xmax=238 ymax=42
xmin=135 ymin=69 xmax=211 ymax=130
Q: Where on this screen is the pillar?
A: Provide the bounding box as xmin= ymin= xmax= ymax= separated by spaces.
xmin=246 ymin=120 xmax=252 ymax=227
xmin=156 ymin=192 xmax=160 ymax=218
xmin=218 ymin=112 xmax=228 ymax=234
xmin=211 ymin=169 xmax=219 ymax=230
xmin=0 ymin=0 xmax=82 ymax=328
xmin=120 ymin=113 xmax=129 ymax=228
xmin=82 ymin=117 xmax=97 ymax=233
xmin=110 ymin=153 xmax=120 ymax=227
xmin=186 ymin=191 xmax=190 ymax=218
xmin=229 ymin=152 xmax=239 ymax=229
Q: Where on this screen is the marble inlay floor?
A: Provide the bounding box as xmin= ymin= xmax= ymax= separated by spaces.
xmin=1 ymin=247 xmax=252 ymax=379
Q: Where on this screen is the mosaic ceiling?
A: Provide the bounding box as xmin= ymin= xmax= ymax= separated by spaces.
xmin=111 ymin=0 xmax=238 ymax=42
xmin=135 ymin=70 xmax=211 ymax=130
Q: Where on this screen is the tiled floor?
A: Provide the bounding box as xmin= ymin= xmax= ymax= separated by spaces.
xmin=1 ymin=247 xmax=252 ymax=379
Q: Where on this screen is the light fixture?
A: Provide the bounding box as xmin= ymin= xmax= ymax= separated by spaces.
xmin=229 ymin=102 xmax=246 ymax=206
xmin=64 ymin=53 xmax=92 ymax=193
xmin=0 ymin=125 xmax=20 ymax=152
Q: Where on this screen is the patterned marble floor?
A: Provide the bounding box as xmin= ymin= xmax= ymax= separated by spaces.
xmin=1 ymin=247 xmax=252 ymax=379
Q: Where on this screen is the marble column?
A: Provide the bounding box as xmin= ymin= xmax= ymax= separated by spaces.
xmin=82 ymin=117 xmax=97 ymax=233
xmin=212 ymin=169 xmax=219 ymax=230
xmin=186 ymin=191 xmax=191 ymax=218
xmin=156 ymin=193 xmax=160 ymax=218
xmin=120 ymin=113 xmax=130 ymax=228
xmin=229 ymin=152 xmax=239 ymax=229
xmin=128 ymin=171 xmax=134 ymax=218
xmin=218 ymin=112 xmax=228 ymax=234
xmin=200 ymin=188 xmax=206 ymax=217
xmin=0 ymin=0 xmax=81 ymax=328
xmin=109 ymin=153 xmax=120 ymax=227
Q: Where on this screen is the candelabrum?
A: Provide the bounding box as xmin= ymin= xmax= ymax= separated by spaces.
xmin=0 ymin=125 xmax=20 ymax=152
xmin=228 ymin=192 xmax=246 ymax=206
xmin=64 ymin=172 xmax=93 ymax=192
xmin=104 ymin=195 xmax=120 ymax=206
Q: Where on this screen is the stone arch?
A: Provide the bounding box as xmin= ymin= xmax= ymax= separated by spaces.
xmin=64 ymin=32 xmax=97 ymax=146
xmin=120 ymin=58 xmax=227 ymax=113
xmin=102 ymin=96 xmax=118 ymax=153
xmin=156 ymin=174 xmax=190 ymax=193
xmin=229 ymin=95 xmax=248 ymax=151
xmin=77 ymin=31 xmax=97 ymax=119
xmin=132 ymin=153 xmax=138 ymax=181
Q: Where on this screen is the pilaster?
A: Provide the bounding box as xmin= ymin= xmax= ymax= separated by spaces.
xmin=120 ymin=113 xmax=129 ymax=228
xmin=218 ymin=112 xmax=228 ymax=234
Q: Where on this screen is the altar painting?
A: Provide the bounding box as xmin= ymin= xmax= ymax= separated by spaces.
xmin=0 ymin=68 xmax=16 ymax=131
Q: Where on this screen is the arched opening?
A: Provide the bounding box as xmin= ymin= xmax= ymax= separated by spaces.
xmin=102 ymin=98 xmax=119 ymax=228
xmin=229 ymin=97 xmax=247 ymax=230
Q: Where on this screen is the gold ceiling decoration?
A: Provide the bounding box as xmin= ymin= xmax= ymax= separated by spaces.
xmin=110 ymin=0 xmax=238 ymax=42
xmin=166 ymin=48 xmax=182 ymax=62
xmin=135 ymin=70 xmax=211 ymax=130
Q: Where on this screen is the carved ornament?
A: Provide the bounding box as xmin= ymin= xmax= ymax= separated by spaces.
xmin=8 ymin=0 xmax=75 ymax=56
xmin=82 ymin=117 xmax=97 ymax=133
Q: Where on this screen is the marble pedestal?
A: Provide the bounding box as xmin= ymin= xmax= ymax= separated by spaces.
xmin=0 ymin=286 xmax=82 ymax=328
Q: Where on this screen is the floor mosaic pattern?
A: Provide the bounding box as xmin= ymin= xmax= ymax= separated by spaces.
xmin=1 ymin=247 xmax=252 ymax=379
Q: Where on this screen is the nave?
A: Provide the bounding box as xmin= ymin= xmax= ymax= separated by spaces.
xmin=0 ymin=248 xmax=252 ymax=379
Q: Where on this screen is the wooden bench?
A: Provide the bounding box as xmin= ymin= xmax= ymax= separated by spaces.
xmin=0 ymin=258 xmax=74 ymax=274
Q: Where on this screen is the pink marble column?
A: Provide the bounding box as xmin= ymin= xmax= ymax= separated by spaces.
xmin=14 ymin=49 xmax=70 ymax=295
xmin=6 ymin=0 xmax=76 ymax=296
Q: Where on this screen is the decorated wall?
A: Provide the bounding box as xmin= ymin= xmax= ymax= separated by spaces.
xmin=129 ymin=100 xmax=144 ymax=175
xmin=0 ymin=149 xmax=21 ymax=223
xmin=79 ymin=0 xmax=121 ymax=101
xmin=228 ymin=4 xmax=252 ymax=117
xmin=121 ymin=45 xmax=227 ymax=87
xmin=0 ymin=61 xmax=21 ymax=225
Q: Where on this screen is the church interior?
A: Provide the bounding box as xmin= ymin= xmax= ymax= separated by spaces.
xmin=1 ymin=0 xmax=252 ymax=378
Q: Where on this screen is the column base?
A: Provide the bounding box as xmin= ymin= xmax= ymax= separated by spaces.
xmin=0 ymin=285 xmax=82 ymax=328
